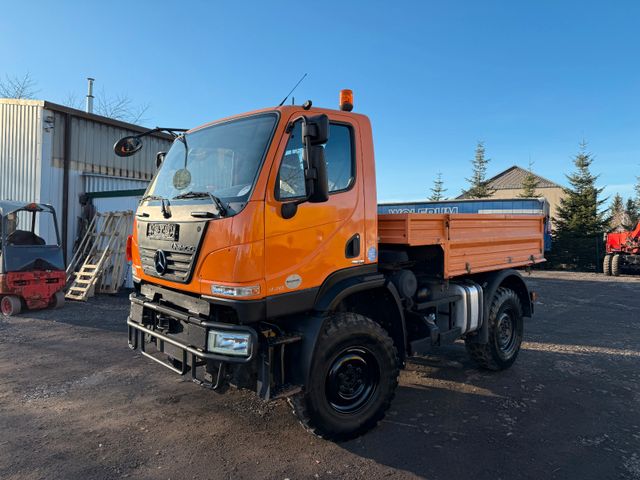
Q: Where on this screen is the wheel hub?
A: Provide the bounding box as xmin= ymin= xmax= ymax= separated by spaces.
xmin=497 ymin=310 xmax=517 ymax=355
xmin=1 ymin=297 xmax=11 ymax=316
xmin=326 ymin=347 xmax=380 ymax=414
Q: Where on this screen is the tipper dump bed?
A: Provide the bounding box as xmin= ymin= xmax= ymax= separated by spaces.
xmin=378 ymin=213 xmax=546 ymax=278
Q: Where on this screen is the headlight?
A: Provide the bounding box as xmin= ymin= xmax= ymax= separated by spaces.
xmin=207 ymin=330 xmax=251 ymax=357
xmin=211 ymin=284 xmax=260 ymax=297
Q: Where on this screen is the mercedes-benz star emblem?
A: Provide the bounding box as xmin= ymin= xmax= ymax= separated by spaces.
xmin=154 ymin=249 xmax=168 ymax=275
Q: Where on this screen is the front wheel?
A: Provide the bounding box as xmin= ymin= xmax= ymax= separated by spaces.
xmin=465 ymin=287 xmax=524 ymax=371
xmin=611 ymin=254 xmax=621 ymax=276
xmin=603 ymin=254 xmax=612 ymax=276
xmin=289 ymin=313 xmax=400 ymax=441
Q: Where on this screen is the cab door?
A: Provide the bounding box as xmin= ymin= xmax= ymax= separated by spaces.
xmin=264 ymin=112 xmax=365 ymax=302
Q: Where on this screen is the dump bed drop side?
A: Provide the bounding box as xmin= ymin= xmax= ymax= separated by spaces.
xmin=378 ymin=213 xmax=546 ymax=278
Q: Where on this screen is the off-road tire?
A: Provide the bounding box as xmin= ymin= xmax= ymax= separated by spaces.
xmin=1 ymin=296 xmax=22 ymax=317
xmin=289 ymin=312 xmax=400 ymax=441
xmin=611 ymin=254 xmax=621 ymax=277
xmin=465 ymin=287 xmax=523 ymax=371
xmin=603 ymin=254 xmax=612 ymax=276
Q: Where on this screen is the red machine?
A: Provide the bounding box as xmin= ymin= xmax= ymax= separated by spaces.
xmin=0 ymin=201 xmax=66 ymax=316
xmin=603 ymin=222 xmax=640 ymax=276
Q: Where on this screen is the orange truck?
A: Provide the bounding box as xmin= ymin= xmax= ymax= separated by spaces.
xmin=115 ymin=91 xmax=545 ymax=440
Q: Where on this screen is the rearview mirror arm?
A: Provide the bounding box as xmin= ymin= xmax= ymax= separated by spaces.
xmin=133 ymin=126 xmax=188 ymax=140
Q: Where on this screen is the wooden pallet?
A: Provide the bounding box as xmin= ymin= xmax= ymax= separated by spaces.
xmin=65 ymin=211 xmax=133 ymax=301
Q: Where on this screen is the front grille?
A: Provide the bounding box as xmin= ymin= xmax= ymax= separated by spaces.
xmin=140 ymin=247 xmax=196 ymax=283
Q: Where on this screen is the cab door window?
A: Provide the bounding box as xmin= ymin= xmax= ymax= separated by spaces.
xmin=276 ymin=122 xmax=355 ymax=200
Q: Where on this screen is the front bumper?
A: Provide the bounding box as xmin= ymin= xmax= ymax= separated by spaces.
xmin=128 ymin=290 xmax=259 ymax=388
xmin=128 ymin=284 xmax=304 ymax=399
xmin=128 ymin=291 xmax=258 ymax=363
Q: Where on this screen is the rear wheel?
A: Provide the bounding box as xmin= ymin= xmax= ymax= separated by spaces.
xmin=289 ymin=312 xmax=400 ymax=441
xmin=52 ymin=291 xmax=65 ymax=309
xmin=611 ymin=254 xmax=621 ymax=276
xmin=465 ymin=287 xmax=524 ymax=371
xmin=603 ymin=254 xmax=612 ymax=276
xmin=1 ymin=296 xmax=22 ymax=317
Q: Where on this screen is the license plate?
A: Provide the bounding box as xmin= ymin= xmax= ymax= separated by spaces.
xmin=147 ymin=223 xmax=179 ymax=241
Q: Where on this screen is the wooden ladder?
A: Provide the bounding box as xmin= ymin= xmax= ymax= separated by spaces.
xmin=65 ymin=211 xmax=133 ymax=301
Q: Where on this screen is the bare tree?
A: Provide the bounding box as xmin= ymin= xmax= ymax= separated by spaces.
xmin=0 ymin=72 xmax=39 ymax=99
xmin=62 ymin=92 xmax=83 ymax=109
xmin=94 ymin=89 xmax=149 ymax=123
xmin=62 ymin=86 xmax=150 ymax=124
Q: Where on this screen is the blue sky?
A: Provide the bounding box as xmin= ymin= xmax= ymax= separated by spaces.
xmin=1 ymin=1 xmax=639 ymax=203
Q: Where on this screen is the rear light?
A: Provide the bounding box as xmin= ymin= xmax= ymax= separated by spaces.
xmin=125 ymin=235 xmax=133 ymax=262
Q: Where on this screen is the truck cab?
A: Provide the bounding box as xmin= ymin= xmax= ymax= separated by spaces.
xmin=119 ymin=93 xmax=541 ymax=440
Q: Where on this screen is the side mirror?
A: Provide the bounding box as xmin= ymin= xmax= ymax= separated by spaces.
xmin=114 ymin=136 xmax=143 ymax=157
xmin=303 ymin=114 xmax=329 ymax=203
xmin=302 ymin=114 xmax=329 ymax=145
xmin=156 ymin=151 xmax=166 ymax=168
xmin=306 ymin=146 xmax=329 ymax=203
xmin=280 ymin=114 xmax=330 ymax=219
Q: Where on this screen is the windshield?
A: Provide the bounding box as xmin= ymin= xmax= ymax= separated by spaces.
xmin=145 ymin=113 xmax=278 ymax=209
xmin=2 ymin=209 xmax=60 ymax=248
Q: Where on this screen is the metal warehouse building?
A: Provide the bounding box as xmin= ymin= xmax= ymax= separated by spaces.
xmin=0 ymin=98 xmax=172 ymax=261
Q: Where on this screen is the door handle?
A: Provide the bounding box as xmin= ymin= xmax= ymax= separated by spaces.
xmin=345 ymin=234 xmax=361 ymax=259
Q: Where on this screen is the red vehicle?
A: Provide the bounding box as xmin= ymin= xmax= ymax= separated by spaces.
xmin=0 ymin=201 xmax=66 ymax=316
xmin=603 ymin=222 xmax=640 ymax=276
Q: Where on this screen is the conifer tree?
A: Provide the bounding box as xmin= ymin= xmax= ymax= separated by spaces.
xmin=464 ymin=142 xmax=495 ymax=198
xmin=554 ymin=142 xmax=609 ymax=236
xmin=550 ymin=142 xmax=609 ymax=270
xmin=625 ymin=198 xmax=639 ymax=229
xmin=608 ymin=193 xmax=626 ymax=231
xmin=429 ymin=172 xmax=447 ymax=201
xmin=518 ymin=161 xmax=541 ymax=198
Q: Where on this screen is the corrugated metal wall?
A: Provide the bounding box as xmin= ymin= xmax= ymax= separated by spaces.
xmin=48 ymin=107 xmax=171 ymax=260
xmin=0 ymin=99 xmax=172 ymax=261
xmin=83 ymin=173 xmax=149 ymax=193
xmin=51 ymin=110 xmax=171 ymax=179
xmin=0 ymin=101 xmax=43 ymax=202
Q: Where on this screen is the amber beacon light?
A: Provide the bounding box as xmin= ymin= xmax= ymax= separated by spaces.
xmin=339 ymin=89 xmax=354 ymax=112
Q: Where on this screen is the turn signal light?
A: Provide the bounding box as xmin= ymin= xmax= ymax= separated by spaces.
xmin=211 ymin=284 xmax=260 ymax=297
xmin=125 ymin=235 xmax=133 ymax=262
xmin=339 ymin=89 xmax=353 ymax=112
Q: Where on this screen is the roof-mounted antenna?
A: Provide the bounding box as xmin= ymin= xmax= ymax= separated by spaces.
xmin=278 ymin=73 xmax=307 ymax=107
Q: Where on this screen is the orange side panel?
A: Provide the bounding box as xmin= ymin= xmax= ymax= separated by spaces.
xmin=378 ymin=213 xmax=546 ymax=278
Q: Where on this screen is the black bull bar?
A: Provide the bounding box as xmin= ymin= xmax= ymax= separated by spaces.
xmin=127 ymin=292 xmax=258 ymax=389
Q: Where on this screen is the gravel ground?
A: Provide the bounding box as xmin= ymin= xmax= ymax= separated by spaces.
xmin=0 ymin=270 xmax=639 ymax=480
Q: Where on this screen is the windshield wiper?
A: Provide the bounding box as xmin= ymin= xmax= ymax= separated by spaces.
xmin=140 ymin=194 xmax=165 ymax=202
xmin=140 ymin=194 xmax=171 ymax=218
xmin=173 ymin=191 xmax=227 ymax=217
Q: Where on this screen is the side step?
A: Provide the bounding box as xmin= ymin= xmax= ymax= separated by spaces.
xmin=258 ymin=332 xmax=303 ymax=401
xmin=409 ymin=312 xmax=463 ymax=355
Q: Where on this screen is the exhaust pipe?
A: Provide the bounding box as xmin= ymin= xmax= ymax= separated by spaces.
xmin=86 ymin=77 xmax=95 ymax=113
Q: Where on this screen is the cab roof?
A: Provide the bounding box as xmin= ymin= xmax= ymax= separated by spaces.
xmin=187 ymin=105 xmax=369 ymax=134
xmin=0 ymin=201 xmax=55 ymax=216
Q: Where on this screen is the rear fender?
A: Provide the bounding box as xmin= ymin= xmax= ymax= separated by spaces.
xmin=469 ymin=269 xmax=532 ymax=344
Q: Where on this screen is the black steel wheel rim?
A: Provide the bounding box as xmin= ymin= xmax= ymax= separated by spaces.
xmin=497 ymin=308 xmax=517 ymax=356
xmin=326 ymin=346 xmax=380 ymax=414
